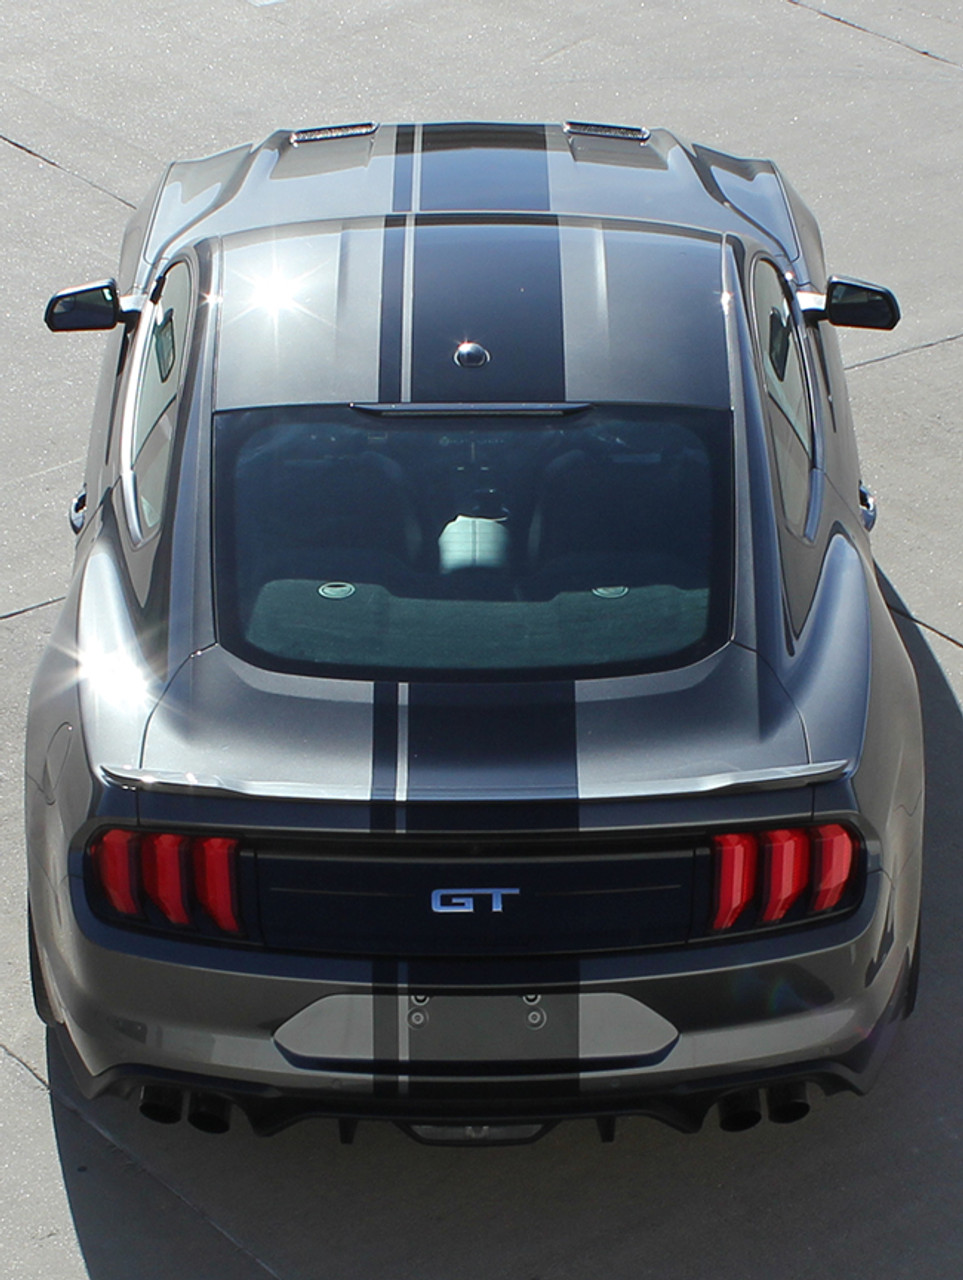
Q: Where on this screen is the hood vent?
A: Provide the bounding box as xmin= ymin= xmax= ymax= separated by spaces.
xmin=563 ymin=120 xmax=650 ymax=142
xmin=288 ymin=123 xmax=378 ymax=146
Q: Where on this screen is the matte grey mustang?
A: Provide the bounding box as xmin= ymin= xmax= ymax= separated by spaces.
xmin=27 ymin=121 xmax=922 ymax=1144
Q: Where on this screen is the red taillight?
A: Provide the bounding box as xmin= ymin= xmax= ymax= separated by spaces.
xmin=141 ymin=834 xmax=190 ymax=925
xmin=761 ymin=828 xmax=810 ymax=923
xmin=711 ymin=833 xmax=758 ymax=930
xmin=92 ymin=829 xmax=139 ymax=916
xmin=193 ymin=837 xmax=241 ymax=933
xmin=90 ymin=828 xmax=242 ymax=936
xmin=811 ymin=823 xmax=855 ymax=912
xmin=709 ymin=823 xmax=859 ymax=932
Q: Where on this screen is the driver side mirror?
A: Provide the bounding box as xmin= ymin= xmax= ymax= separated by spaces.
xmin=824 ymin=276 xmax=901 ymax=330
xmin=44 ymin=279 xmax=122 ymax=332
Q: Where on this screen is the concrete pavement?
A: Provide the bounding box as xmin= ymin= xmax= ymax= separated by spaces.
xmin=2 ymin=2 xmax=962 ymax=1275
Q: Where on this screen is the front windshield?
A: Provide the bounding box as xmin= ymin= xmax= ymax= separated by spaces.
xmin=214 ymin=404 xmax=732 ymax=679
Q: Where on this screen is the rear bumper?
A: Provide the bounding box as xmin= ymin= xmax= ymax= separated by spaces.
xmin=40 ymin=862 xmax=919 ymax=1133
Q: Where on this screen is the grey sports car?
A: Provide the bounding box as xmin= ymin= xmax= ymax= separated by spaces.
xmin=26 ymin=122 xmax=923 ymax=1144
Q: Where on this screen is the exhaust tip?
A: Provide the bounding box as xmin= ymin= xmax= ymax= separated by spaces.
xmin=767 ymin=1082 xmax=810 ymax=1124
xmin=139 ymin=1085 xmax=183 ymax=1125
xmin=187 ymin=1092 xmax=232 ymax=1135
xmin=717 ymin=1089 xmax=763 ymax=1133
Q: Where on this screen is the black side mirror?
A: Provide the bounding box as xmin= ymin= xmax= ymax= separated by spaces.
xmin=44 ymin=279 xmax=122 ymax=332
xmin=825 ymin=276 xmax=900 ymax=331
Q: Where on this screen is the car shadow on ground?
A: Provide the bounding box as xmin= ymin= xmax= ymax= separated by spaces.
xmin=45 ymin=591 xmax=963 ymax=1280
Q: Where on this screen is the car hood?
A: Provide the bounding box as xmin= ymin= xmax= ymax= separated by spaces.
xmin=135 ymin=639 xmax=833 ymax=805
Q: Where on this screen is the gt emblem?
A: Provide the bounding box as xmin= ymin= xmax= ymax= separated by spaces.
xmin=431 ymin=888 xmax=520 ymax=914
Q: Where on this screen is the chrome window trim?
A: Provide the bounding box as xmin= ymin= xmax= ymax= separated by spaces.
xmin=119 ymin=259 xmax=195 ymax=547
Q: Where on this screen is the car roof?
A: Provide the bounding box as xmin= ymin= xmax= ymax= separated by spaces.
xmin=213 ymin=216 xmax=731 ymax=410
xmin=137 ymin=122 xmax=828 ymax=411
xmin=130 ymin=122 xmax=829 ymax=411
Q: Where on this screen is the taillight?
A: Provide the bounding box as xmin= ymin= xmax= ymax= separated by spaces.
xmin=760 ymin=829 xmax=809 ymax=923
xmin=141 ymin=834 xmax=190 ymax=925
xmin=811 ymin=823 xmax=855 ymax=912
xmin=711 ymin=833 xmax=758 ymax=930
xmin=89 ymin=829 xmax=243 ymax=936
xmin=709 ymin=823 xmax=859 ymax=932
xmin=192 ymin=837 xmax=241 ymax=933
xmin=93 ymin=829 xmax=139 ymax=916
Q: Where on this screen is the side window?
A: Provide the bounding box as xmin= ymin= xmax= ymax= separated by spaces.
xmin=752 ymin=260 xmax=814 ymax=533
xmin=129 ymin=261 xmax=193 ymax=536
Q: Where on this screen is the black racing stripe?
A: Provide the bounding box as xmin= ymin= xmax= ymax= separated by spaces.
xmin=420 ymin=124 xmax=550 ymax=212
xmin=409 ymin=217 xmax=566 ymax=402
xmin=404 ymin=800 xmax=579 ymax=834
xmin=392 ymin=124 xmax=415 ymax=213
xmin=377 ymin=218 xmax=405 ymax=403
xmin=372 ymin=958 xmax=400 ymax=1095
xmin=405 ymin=682 xmax=579 ymax=804
xmin=371 ymin=682 xmax=399 ymax=824
xmin=370 ymin=801 xmax=396 ymax=833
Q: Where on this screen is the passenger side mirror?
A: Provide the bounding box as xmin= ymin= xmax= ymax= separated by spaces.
xmin=44 ymin=279 xmax=122 ymax=332
xmin=825 ymin=276 xmax=900 ymax=331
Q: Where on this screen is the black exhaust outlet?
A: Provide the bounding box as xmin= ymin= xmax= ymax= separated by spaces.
xmin=187 ymin=1091 xmax=232 ymax=1134
xmin=717 ymin=1088 xmax=763 ymax=1132
xmin=767 ymin=1081 xmax=810 ymax=1124
xmin=139 ymin=1085 xmax=184 ymax=1125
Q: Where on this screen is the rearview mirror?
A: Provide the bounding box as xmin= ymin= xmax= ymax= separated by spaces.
xmin=44 ymin=279 xmax=122 ymax=332
xmin=825 ymin=276 xmax=900 ymax=331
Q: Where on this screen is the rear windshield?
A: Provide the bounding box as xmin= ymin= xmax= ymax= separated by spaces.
xmin=214 ymin=404 xmax=732 ymax=679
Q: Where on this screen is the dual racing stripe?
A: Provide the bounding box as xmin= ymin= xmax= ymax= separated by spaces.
xmin=371 ymin=682 xmax=580 ymax=831
xmin=378 ymin=124 xmax=565 ymax=404
xmin=370 ymin=681 xmax=408 ymax=831
xmin=371 ymin=126 xmax=578 ymax=829
xmin=418 ymin=123 xmax=552 ymax=213
xmin=393 ymin=123 xmax=552 ymax=216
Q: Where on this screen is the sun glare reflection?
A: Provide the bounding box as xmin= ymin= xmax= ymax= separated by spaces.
xmin=79 ymin=642 xmax=151 ymax=710
xmin=230 ymin=263 xmax=329 ymax=328
xmin=248 ymin=270 xmax=305 ymax=319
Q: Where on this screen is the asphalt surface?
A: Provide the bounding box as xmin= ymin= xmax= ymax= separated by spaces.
xmin=2 ymin=2 xmax=962 ymax=1276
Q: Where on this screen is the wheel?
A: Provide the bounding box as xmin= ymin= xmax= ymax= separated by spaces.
xmin=28 ymin=908 xmax=57 ymax=1027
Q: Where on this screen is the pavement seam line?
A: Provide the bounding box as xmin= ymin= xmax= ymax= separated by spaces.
xmin=3 ymin=455 xmax=86 ymax=484
xmin=844 ymin=331 xmax=963 ymax=372
xmin=0 ymin=595 xmax=66 ymax=622
xmin=0 ymin=131 xmax=137 ymax=209
xmin=1 ymin=1041 xmax=51 ymax=1090
xmin=890 ymin=605 xmax=963 ymax=652
xmin=785 ymin=0 xmax=963 ymax=69
xmin=47 ymin=1077 xmax=287 ymax=1279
